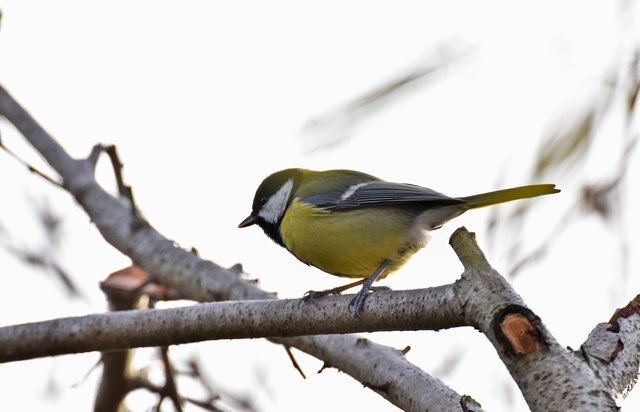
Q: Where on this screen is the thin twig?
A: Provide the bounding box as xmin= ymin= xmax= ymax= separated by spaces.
xmin=0 ymin=138 xmax=63 ymax=188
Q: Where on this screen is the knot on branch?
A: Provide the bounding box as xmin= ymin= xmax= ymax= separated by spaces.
xmin=493 ymin=305 xmax=546 ymax=357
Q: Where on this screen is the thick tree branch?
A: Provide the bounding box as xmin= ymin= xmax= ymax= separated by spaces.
xmin=449 ymin=228 xmax=622 ymax=411
xmin=0 ymin=286 xmax=462 ymax=362
xmin=1 ymin=228 xmax=637 ymax=411
xmin=2 ymin=84 xmax=636 ymax=412
xmin=582 ymin=295 xmax=640 ymax=398
xmin=0 ymin=84 xmax=478 ymax=412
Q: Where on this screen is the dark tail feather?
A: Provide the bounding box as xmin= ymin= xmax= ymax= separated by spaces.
xmin=461 ymin=184 xmax=560 ymax=209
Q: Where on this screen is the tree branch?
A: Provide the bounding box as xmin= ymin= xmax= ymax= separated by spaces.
xmin=0 ymin=286 xmax=462 ymax=362
xmin=582 ymin=295 xmax=640 ymax=398
xmin=449 ymin=228 xmax=622 ymax=411
xmin=2 ymin=84 xmax=636 ymax=411
xmin=1 ymin=227 xmax=637 ymax=411
xmin=0 ymin=84 xmax=478 ymax=412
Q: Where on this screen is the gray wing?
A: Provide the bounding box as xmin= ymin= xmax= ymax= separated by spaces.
xmin=303 ymin=181 xmax=468 ymax=211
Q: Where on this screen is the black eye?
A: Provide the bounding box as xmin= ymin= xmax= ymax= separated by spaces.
xmin=260 ymin=197 xmax=267 ymax=206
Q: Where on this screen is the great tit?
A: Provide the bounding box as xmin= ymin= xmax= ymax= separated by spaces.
xmin=239 ymin=168 xmax=559 ymax=316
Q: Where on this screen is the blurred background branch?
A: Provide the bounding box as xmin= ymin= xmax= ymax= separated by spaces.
xmin=300 ymin=44 xmax=468 ymax=153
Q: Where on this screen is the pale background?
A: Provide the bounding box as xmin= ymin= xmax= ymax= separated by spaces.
xmin=1 ymin=1 xmax=639 ymax=411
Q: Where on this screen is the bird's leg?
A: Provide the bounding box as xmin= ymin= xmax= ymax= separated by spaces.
xmin=303 ymin=278 xmax=366 ymax=302
xmin=349 ymin=259 xmax=392 ymax=318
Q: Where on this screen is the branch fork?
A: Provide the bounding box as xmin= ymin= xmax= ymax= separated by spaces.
xmin=2 ymin=84 xmax=638 ymax=411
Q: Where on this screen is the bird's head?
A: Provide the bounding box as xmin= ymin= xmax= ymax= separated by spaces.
xmin=238 ymin=168 xmax=304 ymax=245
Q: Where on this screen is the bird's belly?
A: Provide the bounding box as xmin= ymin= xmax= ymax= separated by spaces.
xmin=279 ymin=200 xmax=427 ymax=278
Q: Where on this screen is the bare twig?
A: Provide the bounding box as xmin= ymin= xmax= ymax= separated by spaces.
xmin=103 ymin=144 xmax=137 ymax=209
xmin=283 ymin=346 xmax=306 ymax=379
xmin=159 ymin=347 xmax=183 ymax=412
xmin=0 ymin=137 xmax=63 ymax=188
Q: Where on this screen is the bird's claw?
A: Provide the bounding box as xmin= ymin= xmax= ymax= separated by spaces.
xmin=300 ymin=287 xmax=343 ymax=307
xmin=348 ymin=286 xmax=391 ymax=318
xmin=301 ymin=283 xmax=391 ymax=316
xmin=349 ymin=292 xmax=367 ymax=318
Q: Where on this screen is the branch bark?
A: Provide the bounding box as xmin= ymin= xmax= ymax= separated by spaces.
xmin=2 ymin=84 xmax=638 ymax=411
xmin=0 ymin=286 xmax=463 ymax=362
xmin=94 ymin=285 xmax=140 ymax=412
xmin=449 ymin=229 xmax=628 ymax=411
xmin=0 ymin=84 xmax=478 ymax=412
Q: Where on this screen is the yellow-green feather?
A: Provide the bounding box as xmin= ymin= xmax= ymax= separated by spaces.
xmin=279 ymin=199 xmax=424 ymax=279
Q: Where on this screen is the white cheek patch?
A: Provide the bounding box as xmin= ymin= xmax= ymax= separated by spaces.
xmin=340 ymin=182 xmax=371 ymax=201
xmin=258 ymin=179 xmax=294 ymax=223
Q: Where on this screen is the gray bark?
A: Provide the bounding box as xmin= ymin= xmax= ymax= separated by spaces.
xmin=2 ymin=84 xmax=638 ymax=411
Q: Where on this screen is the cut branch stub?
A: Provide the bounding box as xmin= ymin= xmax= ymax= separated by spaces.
xmin=493 ymin=305 xmax=546 ymax=357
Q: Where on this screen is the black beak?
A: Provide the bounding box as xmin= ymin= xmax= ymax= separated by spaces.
xmin=238 ymin=214 xmax=258 ymax=228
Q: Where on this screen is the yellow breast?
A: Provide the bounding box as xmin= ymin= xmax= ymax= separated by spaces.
xmin=279 ymin=199 xmax=427 ymax=279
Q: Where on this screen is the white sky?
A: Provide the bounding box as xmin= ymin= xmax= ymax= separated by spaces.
xmin=1 ymin=1 xmax=639 ymax=411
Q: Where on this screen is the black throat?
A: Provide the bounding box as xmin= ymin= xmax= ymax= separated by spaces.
xmin=256 ymin=217 xmax=285 ymax=248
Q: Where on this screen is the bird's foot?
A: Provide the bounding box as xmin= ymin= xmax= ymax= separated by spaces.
xmin=349 ymin=287 xmax=369 ymax=318
xmin=346 ymin=259 xmax=393 ymax=317
xmin=348 ymin=286 xmax=391 ymax=318
xmin=302 ymin=287 xmax=344 ymax=302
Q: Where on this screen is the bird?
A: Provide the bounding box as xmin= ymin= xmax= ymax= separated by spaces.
xmin=239 ymin=168 xmax=559 ymax=317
